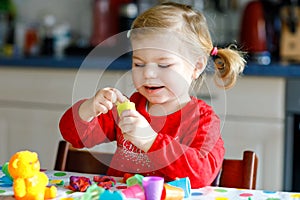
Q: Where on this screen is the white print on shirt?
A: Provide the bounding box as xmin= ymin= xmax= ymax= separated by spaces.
xmin=116 ymin=133 xmax=155 ymax=174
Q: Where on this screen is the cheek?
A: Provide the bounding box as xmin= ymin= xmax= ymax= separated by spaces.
xmin=169 ymin=68 xmax=192 ymax=84
xmin=132 ymin=69 xmax=143 ymax=88
xmin=165 ymin=70 xmax=191 ymax=92
xmin=181 ymin=66 xmax=194 ymax=82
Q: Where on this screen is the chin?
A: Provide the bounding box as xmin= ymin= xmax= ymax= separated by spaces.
xmin=146 ymin=96 xmax=169 ymax=105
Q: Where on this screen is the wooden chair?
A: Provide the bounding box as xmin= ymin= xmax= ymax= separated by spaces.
xmin=213 ymin=150 xmax=258 ymax=189
xmin=55 ymin=141 xmax=258 ymax=189
xmin=54 ymin=140 xmax=114 ymax=174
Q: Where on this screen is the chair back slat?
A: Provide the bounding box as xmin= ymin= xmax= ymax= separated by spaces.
xmin=218 ymin=150 xmax=258 ymax=189
xmin=54 ymin=140 xmax=113 ymax=175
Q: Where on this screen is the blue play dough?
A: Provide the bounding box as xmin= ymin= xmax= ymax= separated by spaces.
xmin=0 ymin=176 xmax=13 ymax=187
xmin=0 ymin=163 xmax=13 ymax=187
xmin=99 ymin=190 xmax=125 ymax=200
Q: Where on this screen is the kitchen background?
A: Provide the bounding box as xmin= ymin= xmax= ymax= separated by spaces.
xmin=0 ymin=0 xmax=264 ymax=59
xmin=0 ymin=0 xmax=300 ymax=193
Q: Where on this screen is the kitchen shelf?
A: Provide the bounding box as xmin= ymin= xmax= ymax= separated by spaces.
xmin=243 ymin=62 xmax=300 ymax=77
xmin=0 ymin=56 xmax=132 ymax=70
xmin=0 ymin=56 xmax=300 ymax=77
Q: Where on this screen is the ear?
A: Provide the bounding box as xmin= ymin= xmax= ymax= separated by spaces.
xmin=192 ymin=57 xmax=206 ymax=79
xmin=12 ymin=158 xmax=19 ymax=169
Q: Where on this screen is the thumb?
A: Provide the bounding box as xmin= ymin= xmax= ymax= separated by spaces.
xmin=113 ymin=89 xmax=128 ymax=103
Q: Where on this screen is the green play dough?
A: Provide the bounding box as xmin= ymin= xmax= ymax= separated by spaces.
xmin=117 ymin=101 xmax=136 ymax=116
xmin=53 ymin=172 xmax=67 ymax=177
xmin=2 ymin=162 xmax=13 ymax=180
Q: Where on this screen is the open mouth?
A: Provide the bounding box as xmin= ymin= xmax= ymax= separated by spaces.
xmin=145 ymin=86 xmax=164 ymax=90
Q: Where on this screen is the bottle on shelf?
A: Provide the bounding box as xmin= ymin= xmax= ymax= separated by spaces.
xmin=24 ymin=23 xmax=39 ymax=57
xmin=0 ymin=0 xmax=16 ymax=57
xmin=40 ymin=15 xmax=56 ymax=56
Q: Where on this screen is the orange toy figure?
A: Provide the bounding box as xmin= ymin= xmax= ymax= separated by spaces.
xmin=8 ymin=150 xmax=57 ymax=200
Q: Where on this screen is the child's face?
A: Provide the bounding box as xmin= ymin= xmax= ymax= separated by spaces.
xmin=131 ymin=35 xmax=196 ymax=107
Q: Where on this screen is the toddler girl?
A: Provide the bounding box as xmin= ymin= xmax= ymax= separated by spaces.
xmin=59 ymin=2 xmax=245 ymax=188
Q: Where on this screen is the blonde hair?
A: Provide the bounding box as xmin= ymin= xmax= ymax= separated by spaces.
xmin=130 ymin=2 xmax=246 ymax=89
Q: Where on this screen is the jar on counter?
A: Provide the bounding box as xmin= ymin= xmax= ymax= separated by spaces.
xmin=90 ymin=0 xmax=116 ymax=47
xmin=24 ymin=24 xmax=39 ymax=57
xmin=90 ymin=0 xmax=134 ymax=47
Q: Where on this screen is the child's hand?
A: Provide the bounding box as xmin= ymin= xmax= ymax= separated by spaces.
xmin=79 ymin=87 xmax=126 ymax=121
xmin=118 ymin=110 xmax=157 ymax=152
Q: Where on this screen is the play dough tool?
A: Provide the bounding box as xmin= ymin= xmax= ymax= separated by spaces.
xmin=167 ymin=177 xmax=191 ymax=198
xmin=122 ymin=184 xmax=145 ymax=200
xmin=161 ymin=183 xmax=184 ymax=200
xmin=126 ymin=174 xmax=144 ymax=186
xmin=116 ymin=100 xmax=136 ymax=116
xmin=142 ymin=176 xmax=164 ymax=200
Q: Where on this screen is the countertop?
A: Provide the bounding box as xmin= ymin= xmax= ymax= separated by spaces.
xmin=0 ymin=56 xmax=300 ymax=77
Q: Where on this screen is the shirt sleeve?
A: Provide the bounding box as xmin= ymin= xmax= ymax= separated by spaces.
xmin=59 ymin=99 xmax=117 ymax=148
xmin=147 ymin=103 xmax=224 ymax=188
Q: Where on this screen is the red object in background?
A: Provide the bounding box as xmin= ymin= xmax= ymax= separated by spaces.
xmin=90 ymin=0 xmax=133 ymax=47
xmin=24 ymin=27 xmax=39 ymax=56
xmin=240 ymin=0 xmax=267 ymax=53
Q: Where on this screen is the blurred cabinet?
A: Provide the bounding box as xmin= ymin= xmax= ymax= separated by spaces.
xmin=199 ymin=76 xmax=285 ymax=191
xmin=0 ymin=67 xmax=128 ymax=169
xmin=0 ymin=107 xmax=63 ymax=169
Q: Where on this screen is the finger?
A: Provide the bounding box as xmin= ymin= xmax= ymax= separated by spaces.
xmin=120 ymin=116 xmax=136 ymax=126
xmin=121 ymin=125 xmax=133 ymax=135
xmin=95 ymin=102 xmax=109 ymax=114
xmin=113 ymin=89 xmax=127 ymax=103
xmin=118 ymin=118 xmax=135 ymax=133
xmin=94 ymin=95 xmax=114 ymax=110
xmin=121 ymin=110 xmax=139 ymax=118
xmin=102 ymin=88 xmax=117 ymax=103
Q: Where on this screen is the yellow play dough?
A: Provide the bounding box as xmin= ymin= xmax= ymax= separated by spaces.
xmin=116 ymin=101 xmax=136 ymax=116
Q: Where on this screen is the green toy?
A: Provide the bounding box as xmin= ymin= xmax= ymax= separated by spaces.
xmin=2 ymin=162 xmax=13 ymax=181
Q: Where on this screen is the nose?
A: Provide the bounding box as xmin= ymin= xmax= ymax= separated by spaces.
xmin=143 ymin=63 xmax=158 ymax=78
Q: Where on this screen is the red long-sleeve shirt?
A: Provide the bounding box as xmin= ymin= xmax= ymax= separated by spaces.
xmin=59 ymin=92 xmax=224 ymax=188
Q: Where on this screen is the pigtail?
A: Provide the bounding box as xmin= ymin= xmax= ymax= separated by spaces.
xmin=212 ymin=45 xmax=246 ymax=89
